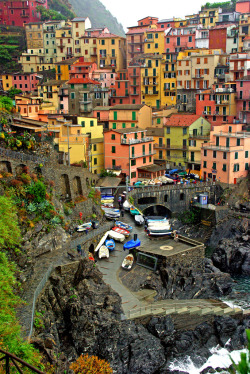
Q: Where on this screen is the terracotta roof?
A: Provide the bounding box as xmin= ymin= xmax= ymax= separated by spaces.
xmin=107 ymin=127 xmax=145 ymax=134
xmin=138 ymin=16 xmax=158 ymax=22
xmin=93 ymin=106 xmax=112 ymax=111
xmin=72 ymin=61 xmax=94 ymax=67
xmin=145 ymin=127 xmax=164 ymax=136
xmin=164 ymin=114 xmax=202 ymax=127
xmin=96 ymin=176 xmax=122 ymax=188
xmin=126 ymin=27 xmax=147 ymax=34
xmin=72 ymin=17 xmax=87 ymax=22
xmin=145 ymin=27 xmax=164 ymax=32
xmin=55 ymin=57 xmax=79 ymax=65
xmin=67 ymin=78 xmax=101 ymax=85
xmin=98 ymin=32 xmax=124 ymax=38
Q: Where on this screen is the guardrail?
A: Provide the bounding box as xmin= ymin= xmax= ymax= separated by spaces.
xmin=0 ymin=147 xmax=48 ymax=165
xmin=0 ymin=348 xmax=45 ymax=374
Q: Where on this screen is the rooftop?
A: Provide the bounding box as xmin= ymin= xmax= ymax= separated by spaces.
xmin=40 ymin=79 xmax=67 ymax=86
xmin=98 ymin=32 xmax=124 ymax=38
xmin=145 ymin=127 xmax=164 ymax=136
xmin=93 ymin=106 xmax=112 ymax=111
xmin=110 ymin=104 xmax=146 ymax=110
xmin=55 ymin=57 xmax=79 ymax=65
xmin=108 ymin=127 xmax=145 ymax=134
xmin=164 ymin=114 xmax=203 ymax=127
xmin=72 ymin=17 xmax=87 ymax=22
xmin=96 ymin=176 xmax=122 ymax=188
xmin=137 ymin=164 xmax=166 ymax=172
xmin=67 ymin=78 xmax=101 ymax=85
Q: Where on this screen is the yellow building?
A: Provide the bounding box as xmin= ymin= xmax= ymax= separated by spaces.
xmin=173 ymin=18 xmax=187 ymax=28
xmin=164 ymin=114 xmax=211 ymax=170
xmin=144 ymin=27 xmax=165 ymax=55
xmin=97 ymin=32 xmax=126 ymax=71
xmin=37 ymin=80 xmax=67 ymax=114
xmin=152 ymin=108 xmax=178 ymax=127
xmin=141 ymin=54 xmax=163 ymax=108
xmin=25 ymin=22 xmax=44 ymax=50
xmin=161 ymin=58 xmax=177 ymax=107
xmin=146 ymin=127 xmax=166 ymax=164
xmin=18 ymin=53 xmax=55 ymax=73
xmin=55 ymin=57 xmax=79 ymax=80
xmin=108 ymin=104 xmax=152 ymax=130
xmin=199 ymin=8 xmax=221 ymax=27
xmin=55 ymin=25 xmax=73 ymax=62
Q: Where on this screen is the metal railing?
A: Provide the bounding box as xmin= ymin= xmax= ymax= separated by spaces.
xmin=0 ymin=147 xmax=48 ymax=165
xmin=0 ymin=348 xmax=45 ymax=374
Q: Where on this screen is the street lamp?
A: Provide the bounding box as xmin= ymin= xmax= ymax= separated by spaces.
xmin=64 ymin=120 xmax=72 ymax=166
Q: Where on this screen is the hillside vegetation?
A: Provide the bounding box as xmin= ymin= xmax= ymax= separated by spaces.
xmin=67 ymin=0 xmax=125 ymax=36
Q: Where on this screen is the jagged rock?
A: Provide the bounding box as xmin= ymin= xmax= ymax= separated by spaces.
xmin=34 ymin=227 xmax=70 ymax=256
xmin=34 ymin=223 xmax=43 ymax=233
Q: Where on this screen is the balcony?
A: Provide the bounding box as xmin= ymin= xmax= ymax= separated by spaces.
xmin=20 ymin=13 xmax=29 ymax=17
xmin=213 ymin=131 xmax=250 ymax=138
xmin=147 ymin=91 xmax=159 ymax=95
xmin=189 ymin=133 xmax=210 ymax=140
xmin=192 ymin=74 xmax=204 ymax=79
xmin=145 ymin=38 xmax=154 ymax=42
xmin=79 ymin=99 xmax=91 ymax=104
xmin=121 ymin=136 xmax=153 ymax=145
xmin=131 ymin=92 xmax=139 ymax=95
xmin=130 ymin=74 xmax=140 ymax=77
xmin=202 ymin=143 xmax=244 ymax=151
xmin=56 ymin=41 xmax=66 ymax=47
xmin=154 ymin=143 xmax=165 ymax=149
xmin=130 ymin=82 xmax=139 ymax=86
xmin=142 ymin=73 xmax=158 ymax=77
xmin=131 ymin=151 xmax=156 ymax=159
xmin=106 ymin=165 xmax=122 ymax=170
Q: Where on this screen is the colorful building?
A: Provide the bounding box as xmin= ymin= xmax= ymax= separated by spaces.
xmin=209 ymin=25 xmax=238 ymax=53
xmin=144 ymin=26 xmax=165 ymax=55
xmin=201 ymin=123 xmax=250 ymax=183
xmin=236 ymin=0 xmax=250 ymax=14
xmin=165 ymin=26 xmax=196 ymax=53
xmin=238 ymin=13 xmax=250 ymax=51
xmin=2 ymin=72 xmax=39 ymax=92
xmin=236 ymin=75 xmax=250 ymax=124
xmin=164 ymin=114 xmax=210 ymax=169
xmin=108 ymin=104 xmax=152 ymax=130
xmin=25 ymin=22 xmax=44 ymax=50
xmin=110 ymin=70 xmax=130 ymax=105
xmin=127 ymin=64 xmax=142 ymax=104
xmin=38 ymin=79 xmax=67 ymax=114
xmin=15 ymin=95 xmax=42 ymax=118
xmin=141 ymin=54 xmax=163 ymax=108
xmin=0 ymin=0 xmax=47 ymax=27
xmin=104 ymin=127 xmax=154 ymax=183
xmin=198 ymin=7 xmax=221 ymax=27
xmin=229 ymin=52 xmax=250 ymax=81
xmin=97 ymin=32 xmax=126 ymax=71
xmin=146 ymin=127 xmax=166 ymax=165
xmin=55 ymin=57 xmax=79 ymax=80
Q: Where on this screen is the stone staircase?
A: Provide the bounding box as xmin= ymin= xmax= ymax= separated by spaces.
xmin=127 ymin=299 xmax=244 ymax=321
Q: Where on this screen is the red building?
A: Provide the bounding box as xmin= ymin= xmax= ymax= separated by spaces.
xmin=128 ymin=65 xmax=141 ymax=104
xmin=157 ymin=18 xmax=175 ymax=29
xmin=236 ymin=75 xmax=250 ymax=125
xmin=110 ymin=69 xmax=130 ymax=106
xmin=104 ymin=127 xmax=154 ymax=183
xmin=229 ymin=53 xmax=250 ymax=81
xmin=209 ymin=25 xmax=228 ymax=52
xmin=0 ymin=0 xmax=47 ymax=27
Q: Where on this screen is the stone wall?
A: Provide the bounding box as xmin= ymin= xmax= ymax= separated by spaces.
xmin=163 ymin=245 xmax=205 ymax=272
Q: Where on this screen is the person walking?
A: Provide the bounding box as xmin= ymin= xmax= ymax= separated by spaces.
xmin=121 ymin=209 xmax=124 ymax=218
xmin=77 ymin=244 xmax=82 ymax=256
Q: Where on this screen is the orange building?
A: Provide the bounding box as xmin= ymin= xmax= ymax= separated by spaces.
xmin=110 ymin=70 xmax=130 ymax=105
xmin=104 ymin=127 xmax=155 ymax=183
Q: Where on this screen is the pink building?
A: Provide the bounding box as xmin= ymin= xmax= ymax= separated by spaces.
xmin=201 ymin=123 xmax=250 ymax=184
xmin=236 ymin=75 xmax=250 ymax=125
xmin=12 ymin=72 xmax=39 ymax=93
xmin=165 ymin=27 xmax=196 ymax=53
xmin=0 ymin=0 xmax=47 ymax=27
xmin=69 ymin=58 xmax=97 ymax=79
xmin=15 ymin=95 xmax=42 ymax=118
xmin=92 ymin=69 xmax=116 ymax=89
xmin=58 ymin=84 xmax=69 ymax=114
xmin=92 ymin=106 xmax=111 ymax=129
xmin=104 ymin=127 xmax=154 ymax=183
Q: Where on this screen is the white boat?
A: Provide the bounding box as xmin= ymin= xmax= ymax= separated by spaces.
xmin=76 ymin=221 xmax=92 ymax=231
xmin=147 ymin=230 xmax=172 ymax=236
xmin=122 ymin=254 xmax=134 ymax=270
xmin=99 ymin=245 xmax=109 ymax=259
xmin=123 ymin=200 xmax=131 ymax=211
xmin=107 ymin=230 xmax=125 ymax=242
xmin=95 ymin=232 xmax=109 ymax=252
xmin=105 ymin=212 xmax=120 ymax=219
xmin=147 ymin=221 xmax=171 ymax=229
xmin=135 ymin=215 xmax=144 ymax=225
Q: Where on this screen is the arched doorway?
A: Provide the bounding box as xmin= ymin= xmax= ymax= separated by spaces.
xmin=142 ymin=204 xmax=172 ymax=218
xmin=0 ymin=161 xmax=12 ymax=174
xmin=60 ymin=174 xmax=71 ymax=200
xmin=73 ymin=176 xmax=83 ymax=196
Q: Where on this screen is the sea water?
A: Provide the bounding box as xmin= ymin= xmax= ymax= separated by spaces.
xmin=169 ymin=343 xmax=247 ymax=373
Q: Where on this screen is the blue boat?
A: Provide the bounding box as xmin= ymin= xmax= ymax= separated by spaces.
xmin=115 ymin=221 xmax=133 ymax=232
xmin=123 ymin=238 xmax=141 ymax=250
xmin=105 ymin=239 xmax=115 ymax=251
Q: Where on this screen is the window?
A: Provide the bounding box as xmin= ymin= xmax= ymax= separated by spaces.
xmin=112 ymin=159 xmax=116 ymax=166
xmin=81 ymin=121 xmax=85 ymax=127
xmin=204 ymin=149 xmax=207 ymax=157
xmin=222 ymin=164 xmax=227 ymax=172
xmin=188 ymin=36 xmax=192 ymax=42
xmin=94 ymin=158 xmax=97 ymax=165
xmin=131 ymin=172 xmax=136 ymax=179
xmin=213 ymin=150 xmax=217 ymax=158
xmin=101 ymin=40 xmax=105 ymax=45
xmin=197 ymin=58 xmax=200 ymax=64
xmin=143 ymin=157 xmax=146 ymax=163
xmin=131 ymin=160 xmax=136 ymax=166
xmin=157 ymin=118 xmax=161 ymax=124
xmin=155 ymin=43 xmax=158 ymax=48
xmin=71 ymin=92 xmax=75 ymax=99
xmin=131 ymin=123 xmax=135 ymax=127
xmin=90 ymin=120 xmax=94 ymax=127
xmin=166 ymin=127 xmax=170 ymax=134
xmin=132 ymin=111 xmax=136 ymax=120
xmin=183 ymin=128 xmax=187 ymax=135
xmin=111 ymin=39 xmax=115 ymax=45
xmin=83 ymin=84 xmax=87 ymax=88
xmin=111 ymin=134 xmax=115 ymax=140
xmin=245 ymin=151 xmax=248 ymax=158
xmin=203 ymin=161 xmax=207 ymax=168
xmin=235 ymin=152 xmax=238 ymax=159
xmin=212 ymin=162 xmax=216 ymax=170
xmin=112 ymin=146 xmax=116 ymax=153
xmin=113 ymin=111 xmax=117 ymax=120
xmin=233 ymin=164 xmax=239 ymax=172
xmin=112 ymin=123 xmax=116 ymax=129
xmin=223 ymin=152 xmax=227 ymax=160
xmin=122 ymin=123 xmax=126 ymax=128
xmin=71 ymin=84 xmax=74 ymax=89
xmin=245 ymin=163 xmax=249 ymax=170
xmin=166 ymin=37 xmax=170 ymax=43
xmin=237 ymin=138 xmax=240 ymax=146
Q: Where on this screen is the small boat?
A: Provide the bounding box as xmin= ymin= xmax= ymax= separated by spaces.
xmin=102 ymin=207 xmax=120 ymax=214
xmin=76 ymin=221 xmax=92 ymax=231
xmin=107 ymin=230 xmax=125 ymax=242
xmin=115 ymin=221 xmax=133 ymax=231
xmin=123 ymin=238 xmax=141 ymax=250
xmin=101 ymin=195 xmax=114 ymax=199
xmin=101 ymin=199 xmax=114 ymax=204
xmin=135 ymin=215 xmax=144 ymax=225
xmin=130 ymin=206 xmax=140 ymax=216
xmin=112 ymin=226 xmax=130 ymax=237
xmin=123 ymin=200 xmax=131 ymax=211
xmin=101 ymin=203 xmax=114 ymax=208
xmin=95 ymin=232 xmax=109 ymax=252
xmin=145 ymin=216 xmax=167 ymax=222
xmin=147 ymin=220 xmax=171 ymax=228
xmin=99 ymin=245 xmax=109 ymax=259
xmin=122 ymin=254 xmax=134 ymax=270
xmin=147 ymin=230 xmax=172 ymax=237
xmin=105 ymin=238 xmax=115 ymax=251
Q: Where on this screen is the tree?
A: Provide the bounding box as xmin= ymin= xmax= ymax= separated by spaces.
xmin=7 ymin=87 xmax=22 ymax=99
xmin=231 ymin=330 xmax=250 ymax=373
xmin=0 ymin=96 xmax=14 ymax=112
xmin=0 ymin=196 xmax=21 ymax=249
xmin=70 ymin=354 xmax=113 ymax=374
xmin=37 ymin=5 xmax=67 ymax=20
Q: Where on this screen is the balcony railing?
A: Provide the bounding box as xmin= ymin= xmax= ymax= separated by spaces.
xmin=213 ymin=131 xmax=250 ymax=138
xmin=202 ymin=143 xmax=244 ymax=151
xmin=121 ymin=136 xmax=153 ymax=145
xmin=166 ymin=145 xmax=188 ymax=150
xmin=142 ymin=73 xmax=158 ymax=77
xmin=154 ymin=143 xmax=165 ymax=149
xmin=106 ymin=165 xmax=122 ymax=170
xmin=189 ymin=133 xmax=210 ymax=140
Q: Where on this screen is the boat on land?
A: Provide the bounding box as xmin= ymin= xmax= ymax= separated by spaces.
xmin=101 ymin=195 xmax=114 ymax=199
xmin=123 ymin=200 xmax=131 ymax=211
xmin=122 ymin=254 xmax=134 ymax=270
xmin=147 ymin=221 xmax=171 ymax=229
xmin=105 ymin=239 xmax=115 ymax=251
xmin=135 ymin=215 xmax=144 ymax=225
xmin=147 ymin=230 xmax=172 ymax=237
xmin=95 ymin=232 xmax=109 ymax=252
xmin=123 ymin=238 xmax=141 ymax=250
xmin=102 ymin=207 xmax=120 ymax=214
xmin=76 ymin=222 xmax=92 ymax=232
xmin=145 ymin=216 xmax=167 ymax=222
xmin=101 ymin=199 xmax=114 ymax=204
xmin=130 ymin=206 xmax=140 ymax=216
xmin=101 ymin=203 xmax=114 ymax=208
xmin=112 ymin=226 xmax=130 ymax=237
xmin=105 ymin=212 xmax=120 ymax=219
xmin=99 ymin=245 xmax=109 ymax=259
xmin=115 ymin=221 xmax=133 ymax=231
xmin=107 ymin=230 xmax=125 ymax=242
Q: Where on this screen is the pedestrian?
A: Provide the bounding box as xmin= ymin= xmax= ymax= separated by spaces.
xmin=121 ymin=209 xmax=124 ymax=217
xmin=77 ymin=244 xmax=82 ymax=255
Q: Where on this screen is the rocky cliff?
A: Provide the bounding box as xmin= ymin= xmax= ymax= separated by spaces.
xmin=33 ymin=259 xmax=250 ymax=373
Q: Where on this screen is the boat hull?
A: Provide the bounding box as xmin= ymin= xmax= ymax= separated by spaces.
xmin=123 ymin=239 xmax=141 ymax=250
xmin=122 ymin=254 xmax=134 ymax=270
xmin=99 ymin=245 xmax=109 ymax=259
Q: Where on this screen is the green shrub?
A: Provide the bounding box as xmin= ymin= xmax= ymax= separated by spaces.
xmin=26 ymin=181 xmax=46 ymax=203
xmin=0 ymin=196 xmax=21 ymax=248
